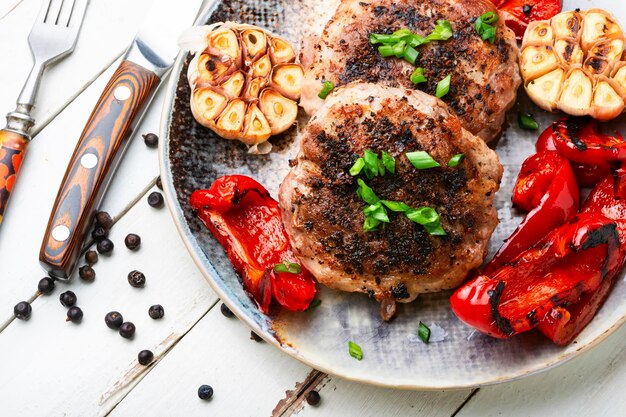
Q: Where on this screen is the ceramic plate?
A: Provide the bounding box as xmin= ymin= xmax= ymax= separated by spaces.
xmin=159 ymin=0 xmax=626 ymax=389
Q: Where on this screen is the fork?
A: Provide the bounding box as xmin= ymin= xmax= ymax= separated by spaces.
xmin=0 ymin=0 xmax=88 ymax=225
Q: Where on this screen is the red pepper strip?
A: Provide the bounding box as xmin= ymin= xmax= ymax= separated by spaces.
xmin=190 ymin=175 xmax=316 ymax=313
xmin=483 ymin=151 xmax=579 ymax=274
xmin=491 ymin=0 xmax=561 ymax=40
xmin=537 ymin=170 xmax=626 ymax=344
xmin=451 ymin=213 xmax=620 ymax=338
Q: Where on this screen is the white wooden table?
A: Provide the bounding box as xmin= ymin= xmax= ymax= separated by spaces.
xmin=0 ymin=0 xmax=624 ymax=415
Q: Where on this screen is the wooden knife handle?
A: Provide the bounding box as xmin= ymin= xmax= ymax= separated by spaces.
xmin=0 ymin=130 xmax=28 ymax=225
xmin=40 ymin=60 xmax=160 ymax=278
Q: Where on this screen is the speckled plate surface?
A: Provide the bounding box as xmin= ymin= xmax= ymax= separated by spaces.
xmin=159 ymin=0 xmax=626 ymax=389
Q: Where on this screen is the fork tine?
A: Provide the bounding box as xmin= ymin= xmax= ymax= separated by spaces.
xmin=43 ymin=0 xmax=63 ymax=24
xmin=57 ymin=0 xmax=74 ymax=27
xmin=67 ymin=0 xmax=88 ymax=29
xmin=35 ymin=0 xmax=53 ymax=23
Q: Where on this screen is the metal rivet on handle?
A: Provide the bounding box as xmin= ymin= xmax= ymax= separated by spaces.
xmin=80 ymin=153 xmax=98 ymax=169
xmin=52 ymin=225 xmax=70 ymax=242
xmin=114 ymin=85 xmax=131 ymax=101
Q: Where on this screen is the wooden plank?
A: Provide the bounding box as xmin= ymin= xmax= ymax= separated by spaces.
xmin=108 ymin=301 xmax=315 ymax=417
xmin=455 ymin=324 xmax=626 ymax=417
xmin=0 ymin=184 xmax=217 ymax=416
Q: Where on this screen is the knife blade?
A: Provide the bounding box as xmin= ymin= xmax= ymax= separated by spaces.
xmin=39 ymin=0 xmax=202 ymax=279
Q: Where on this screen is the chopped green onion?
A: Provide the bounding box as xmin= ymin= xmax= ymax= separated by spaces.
xmin=381 ymin=151 xmax=396 ymax=174
xmin=381 ymin=200 xmax=411 ymax=212
xmin=408 ymin=33 xmax=429 ymax=48
xmin=306 ymin=299 xmax=322 ymax=311
xmin=356 ymin=179 xmax=379 ymax=205
xmin=410 ymin=67 xmax=427 ymax=85
xmin=427 ymin=20 xmax=453 ymax=41
xmin=348 ymin=341 xmax=363 ymax=360
xmin=423 ymin=221 xmax=447 ymax=236
xmin=403 ymin=45 xmax=419 ymax=65
xmin=447 ymin=153 xmax=465 ymax=167
xmin=378 ymin=44 xmax=396 ymax=57
xmin=363 ymin=150 xmax=380 ymax=179
xmin=369 ymin=33 xmax=404 ymax=45
xmin=418 ymin=322 xmax=431 ymax=343
xmin=349 ymin=157 xmax=365 ymax=176
xmin=318 ymin=81 xmax=334 ymax=99
xmin=392 ymin=40 xmax=407 ymax=58
xmin=363 ymin=216 xmax=382 ymax=232
xmin=377 ymin=158 xmax=386 ymax=176
xmin=480 ymin=11 xmax=499 ymax=24
xmin=273 ymin=260 xmax=302 ymax=274
xmin=435 ymin=74 xmax=451 ymax=98
xmin=475 ymin=12 xmax=499 ymax=44
xmin=392 ymin=28 xmax=412 ymax=37
xmin=406 ymin=151 xmax=440 ymax=169
xmin=406 ymin=207 xmax=446 ymax=236
xmin=518 ymin=112 xmax=539 ymax=131
xmin=364 ymin=202 xmax=390 ymax=223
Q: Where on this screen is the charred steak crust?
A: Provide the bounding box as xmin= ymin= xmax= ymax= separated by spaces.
xmin=280 ymin=83 xmax=502 ymax=302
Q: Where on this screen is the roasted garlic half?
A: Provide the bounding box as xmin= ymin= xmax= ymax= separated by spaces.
xmin=179 ymin=23 xmax=302 ymax=153
xmin=521 ymin=9 xmax=626 ymax=120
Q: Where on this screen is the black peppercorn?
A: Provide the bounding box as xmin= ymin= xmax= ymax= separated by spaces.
xmin=91 ymin=226 xmax=109 ymax=241
xmin=306 ymin=390 xmax=321 ymax=406
xmin=85 ymin=250 xmax=98 ymax=265
xmin=119 ymin=322 xmax=136 ymax=338
xmin=97 ymin=238 xmax=114 ymax=254
xmin=148 ymin=304 xmax=164 ymax=319
xmin=143 ymin=133 xmax=159 ymax=148
xmin=156 ymin=176 xmax=163 ymax=190
xmin=124 ymin=233 xmax=141 ymax=250
xmin=66 ymin=306 xmax=83 ymax=323
xmin=37 ymin=277 xmax=55 ymax=294
xmin=138 ymin=349 xmax=154 ymax=365
xmin=14 ymin=301 xmax=32 ymax=320
xmin=220 ymin=303 xmax=234 ymax=318
xmin=60 ymin=291 xmax=77 ymax=307
xmin=250 ymin=331 xmax=263 ymax=342
xmin=78 ymin=265 xmax=96 ymax=282
xmin=147 ymin=191 xmax=164 ymax=208
xmin=95 ymin=211 xmax=113 ymax=229
xmin=105 ymin=311 xmax=123 ymax=329
xmin=128 ymin=270 xmax=146 ymax=288
xmin=198 ymin=385 xmax=214 ymax=400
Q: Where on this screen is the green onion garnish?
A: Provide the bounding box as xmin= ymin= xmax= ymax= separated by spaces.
xmin=363 ymin=150 xmax=380 ymax=179
xmin=427 ymin=20 xmax=453 ymax=41
xmin=381 ymin=151 xmax=396 ymax=174
xmin=318 ymin=81 xmax=334 ymax=99
xmin=518 ymin=112 xmax=539 ymax=131
xmin=418 ymin=322 xmax=431 ymax=343
xmin=447 ymin=153 xmax=465 ymax=167
xmin=403 ymin=45 xmax=419 ymax=65
xmin=369 ymin=33 xmax=404 ymax=45
xmin=410 ymin=67 xmax=427 ymax=85
xmin=475 ymin=12 xmax=499 ymax=44
xmin=435 ymin=74 xmax=451 ymax=98
xmin=273 ymin=260 xmax=302 ymax=274
xmin=349 ymin=157 xmax=365 ymax=176
xmin=392 ymin=40 xmax=407 ymax=58
xmin=348 ymin=341 xmax=363 ymax=360
xmin=406 ymin=151 xmax=440 ymax=169
xmin=393 ymin=28 xmax=412 ymax=37
xmin=306 ymin=299 xmax=322 ymax=311
xmin=408 ymin=33 xmax=429 ymax=48
xmin=356 ymin=179 xmax=380 ymax=206
xmin=381 ymin=200 xmax=411 ymax=212
xmin=406 ymin=207 xmax=446 ymax=236
xmin=378 ymin=44 xmax=396 ymax=57
xmin=364 ymin=202 xmax=390 ymax=223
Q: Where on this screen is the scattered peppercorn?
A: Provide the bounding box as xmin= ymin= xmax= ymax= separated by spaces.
xmin=85 ymin=250 xmax=98 ymax=265
xmin=306 ymin=390 xmax=321 ymax=406
xmin=124 ymin=233 xmax=141 ymax=250
xmin=143 ymin=133 xmax=159 ymax=148
xmin=156 ymin=176 xmax=163 ymax=190
xmin=119 ymin=322 xmax=136 ymax=339
xmin=220 ymin=303 xmax=234 ymax=318
xmin=250 ymin=331 xmax=263 ymax=342
xmin=60 ymin=291 xmax=77 ymax=307
xmin=128 ymin=270 xmax=146 ymax=288
xmin=148 ymin=304 xmax=164 ymax=319
xmin=97 ymin=238 xmax=114 ymax=255
xmin=91 ymin=226 xmax=108 ymax=241
xmin=147 ymin=191 xmax=164 ymax=208
xmin=66 ymin=306 xmax=83 ymax=323
xmin=105 ymin=311 xmax=124 ymax=329
xmin=95 ymin=211 xmax=113 ymax=229
xmin=198 ymin=385 xmax=214 ymax=400
xmin=138 ymin=349 xmax=154 ymax=365
xmin=14 ymin=301 xmax=32 ymax=320
xmin=37 ymin=277 xmax=55 ymax=294
xmin=78 ymin=265 xmax=96 ymax=282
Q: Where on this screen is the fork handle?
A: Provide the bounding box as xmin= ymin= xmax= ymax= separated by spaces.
xmin=0 ymin=130 xmax=28 ymax=225
xmin=40 ymin=60 xmax=160 ymax=278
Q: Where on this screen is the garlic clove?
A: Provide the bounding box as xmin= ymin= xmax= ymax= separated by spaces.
xmin=268 ymin=36 xmax=296 ymax=65
xmin=588 ymin=36 xmax=625 ymax=64
xmin=214 ymin=99 xmax=247 ymax=140
xmin=558 ymin=68 xmax=593 ymax=115
xmin=196 ymin=53 xmax=235 ymax=86
xmin=520 ymin=45 xmax=559 ymax=81
xmin=250 ymin=54 xmax=272 ymax=78
xmin=554 ymin=39 xmax=584 ymax=66
xmin=591 ymin=79 xmax=625 ymax=120
xmin=526 ymin=67 xmax=565 ymax=111
xmin=583 ymin=55 xmax=610 ymax=76
xmin=581 ymin=10 xmax=622 ymax=52
xmin=207 ymin=29 xmax=241 ymax=65
xmin=190 ymin=87 xmax=229 ymax=127
xmin=270 ymin=63 xmax=304 ymax=101
xmin=243 ymin=77 xmax=266 ymax=100
xmin=242 ymin=103 xmax=272 ymax=144
xmin=259 ymin=89 xmax=298 ymax=134
xmin=523 ymin=21 xmax=554 ymax=46
xmin=220 ymin=71 xmax=245 ymax=98
xmin=551 ymin=10 xmax=582 ymax=40
xmin=612 ymin=63 xmax=626 ymax=94
xmin=242 ymin=29 xmax=267 ymax=67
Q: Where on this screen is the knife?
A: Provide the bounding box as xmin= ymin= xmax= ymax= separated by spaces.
xmin=39 ymin=0 xmax=202 ymax=279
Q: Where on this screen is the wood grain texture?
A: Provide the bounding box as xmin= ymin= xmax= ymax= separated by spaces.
xmin=40 ymin=59 xmax=160 ymax=278
xmin=0 ymin=129 xmax=28 ymax=224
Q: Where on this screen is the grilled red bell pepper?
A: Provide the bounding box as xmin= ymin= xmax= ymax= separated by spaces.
xmin=190 ymin=175 xmax=316 ymax=313
xmin=451 ymin=212 xmax=620 ymax=338
xmin=491 ymin=0 xmax=561 ymax=40
xmin=483 ymin=150 xmax=579 ymax=273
